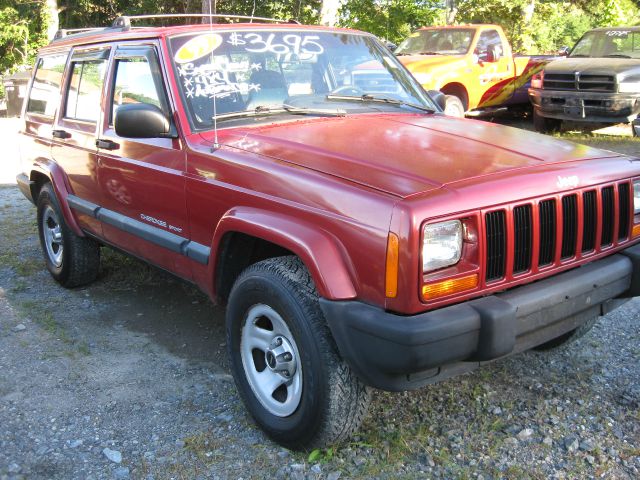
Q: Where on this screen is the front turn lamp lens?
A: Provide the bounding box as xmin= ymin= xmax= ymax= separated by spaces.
xmin=422 ymin=273 xmax=478 ymax=300
xmin=423 ymin=220 xmax=463 ymax=272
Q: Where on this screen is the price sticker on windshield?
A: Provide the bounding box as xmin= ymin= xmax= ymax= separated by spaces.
xmin=606 ymin=30 xmax=630 ymax=37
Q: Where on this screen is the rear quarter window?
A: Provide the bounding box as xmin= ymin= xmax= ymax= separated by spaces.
xmin=26 ymin=53 xmax=68 ymax=118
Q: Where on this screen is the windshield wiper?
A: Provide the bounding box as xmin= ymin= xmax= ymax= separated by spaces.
xmin=603 ymin=54 xmax=632 ymax=58
xmin=213 ymin=104 xmax=346 ymax=122
xmin=569 ymin=54 xmax=589 ymax=57
xmin=325 ymin=93 xmax=435 ymax=113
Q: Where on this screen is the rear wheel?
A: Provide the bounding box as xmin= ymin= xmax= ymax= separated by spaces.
xmin=533 ymin=109 xmax=562 ymax=133
xmin=444 ymin=95 xmax=465 ymax=117
xmin=37 ymin=183 xmax=100 ymax=288
xmin=226 ymin=256 xmax=371 ymax=449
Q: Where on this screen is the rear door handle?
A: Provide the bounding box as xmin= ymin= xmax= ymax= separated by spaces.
xmin=52 ymin=129 xmax=71 ymax=139
xmin=95 ymin=139 xmax=120 ymax=151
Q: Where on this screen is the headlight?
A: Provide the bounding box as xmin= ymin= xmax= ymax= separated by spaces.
xmin=619 ymin=81 xmax=640 ymax=93
xmin=423 ymin=220 xmax=463 ymax=272
xmin=634 ymin=180 xmax=640 ymax=214
xmin=531 ymin=71 xmax=544 ymax=89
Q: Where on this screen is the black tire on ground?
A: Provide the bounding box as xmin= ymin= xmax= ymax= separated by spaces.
xmin=444 ymin=95 xmax=465 ymax=117
xmin=533 ymin=317 xmax=598 ymax=351
xmin=533 ymin=109 xmax=562 ymax=133
xmin=36 ymin=183 xmax=100 ymax=288
xmin=226 ymin=256 xmax=371 ymax=449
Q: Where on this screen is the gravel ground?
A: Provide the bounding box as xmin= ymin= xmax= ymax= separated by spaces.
xmin=1 ymin=117 xmax=639 ymax=479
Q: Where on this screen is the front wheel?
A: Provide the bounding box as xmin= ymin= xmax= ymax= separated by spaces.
xmin=443 ymin=95 xmax=465 ymax=117
xmin=533 ymin=109 xmax=562 ymax=133
xmin=226 ymin=256 xmax=371 ymax=449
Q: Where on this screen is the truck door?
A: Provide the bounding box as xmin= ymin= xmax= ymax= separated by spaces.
xmin=51 ymin=47 xmax=111 ymax=236
xmin=473 ymin=29 xmax=514 ymax=108
xmin=96 ymin=43 xmax=191 ymax=279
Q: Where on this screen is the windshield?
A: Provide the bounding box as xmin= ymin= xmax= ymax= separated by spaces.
xmin=395 ymin=29 xmax=474 ymax=55
xmin=570 ymin=29 xmax=640 ymax=59
xmin=169 ymin=29 xmax=435 ymax=130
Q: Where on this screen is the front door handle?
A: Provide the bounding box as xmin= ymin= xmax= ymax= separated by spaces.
xmin=52 ymin=129 xmax=71 ymax=139
xmin=95 ymin=139 xmax=120 ymax=151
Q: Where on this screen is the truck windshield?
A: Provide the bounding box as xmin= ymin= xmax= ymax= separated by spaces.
xmin=395 ymin=28 xmax=474 ymax=56
xmin=169 ymin=29 xmax=435 ymax=130
xmin=570 ymin=29 xmax=640 ymax=59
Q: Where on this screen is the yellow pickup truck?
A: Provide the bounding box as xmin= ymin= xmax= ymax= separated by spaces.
xmin=396 ymin=24 xmax=556 ymax=116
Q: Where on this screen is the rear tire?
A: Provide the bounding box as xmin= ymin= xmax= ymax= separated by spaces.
xmin=533 ymin=317 xmax=597 ymax=351
xmin=226 ymin=256 xmax=371 ymax=449
xmin=36 ymin=183 xmax=100 ymax=288
xmin=533 ymin=109 xmax=562 ymax=133
xmin=444 ymin=95 xmax=465 ymax=117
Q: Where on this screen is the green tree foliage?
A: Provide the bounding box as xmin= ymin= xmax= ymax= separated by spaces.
xmin=0 ymin=1 xmax=48 ymax=74
xmin=338 ymin=0 xmax=443 ymax=44
xmin=58 ymin=1 xmax=321 ymax=29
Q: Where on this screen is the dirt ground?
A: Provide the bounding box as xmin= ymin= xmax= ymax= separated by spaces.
xmin=1 ymin=116 xmax=639 ymax=479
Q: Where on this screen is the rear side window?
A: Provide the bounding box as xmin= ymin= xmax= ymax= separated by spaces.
xmin=26 ymin=54 xmax=67 ymax=117
xmin=65 ymin=59 xmax=108 ymax=122
xmin=111 ymin=57 xmax=162 ymax=122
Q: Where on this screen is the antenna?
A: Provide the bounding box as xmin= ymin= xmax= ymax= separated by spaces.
xmin=208 ymin=0 xmax=220 ymax=150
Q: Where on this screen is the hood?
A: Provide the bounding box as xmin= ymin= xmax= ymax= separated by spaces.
xmin=202 ymin=114 xmax=619 ymax=198
xmin=545 ymin=57 xmax=640 ymax=77
xmin=397 ymin=54 xmax=463 ymax=71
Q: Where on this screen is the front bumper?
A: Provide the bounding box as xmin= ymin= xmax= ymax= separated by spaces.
xmin=528 ymin=88 xmax=640 ymax=123
xmin=321 ymin=244 xmax=640 ymax=391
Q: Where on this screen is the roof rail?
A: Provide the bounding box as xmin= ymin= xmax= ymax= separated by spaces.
xmin=111 ymin=14 xmax=293 ymax=30
xmin=53 ymin=27 xmax=105 ymax=40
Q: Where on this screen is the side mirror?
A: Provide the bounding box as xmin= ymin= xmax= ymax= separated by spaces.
xmin=486 ymin=44 xmax=502 ymax=63
xmin=114 ymin=103 xmax=172 ymax=138
xmin=427 ymin=90 xmax=446 ymax=111
xmin=558 ymin=46 xmax=570 ymax=57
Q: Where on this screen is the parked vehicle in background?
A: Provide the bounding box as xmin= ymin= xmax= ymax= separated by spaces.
xmin=16 ymin=15 xmax=640 ymax=450
xmin=529 ymin=27 xmax=640 ymax=134
xmin=395 ymin=24 xmax=557 ymax=116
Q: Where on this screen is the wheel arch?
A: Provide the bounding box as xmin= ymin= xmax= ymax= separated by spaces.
xmin=440 ymin=82 xmax=469 ymax=111
xmin=211 ymin=207 xmax=358 ymax=303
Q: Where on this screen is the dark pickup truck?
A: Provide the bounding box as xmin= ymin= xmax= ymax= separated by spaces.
xmin=529 ymin=26 xmax=640 ymax=134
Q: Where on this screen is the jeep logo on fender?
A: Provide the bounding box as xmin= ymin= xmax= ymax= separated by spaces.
xmin=557 ymin=175 xmax=579 ymax=189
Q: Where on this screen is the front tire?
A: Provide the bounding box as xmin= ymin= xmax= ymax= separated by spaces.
xmin=444 ymin=95 xmax=465 ymax=117
xmin=36 ymin=183 xmax=100 ymax=288
xmin=533 ymin=109 xmax=562 ymax=133
xmin=226 ymin=256 xmax=371 ymax=449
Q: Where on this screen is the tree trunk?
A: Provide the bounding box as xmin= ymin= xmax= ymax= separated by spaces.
xmin=46 ymin=0 xmax=59 ymax=41
xmin=320 ymin=0 xmax=341 ymax=26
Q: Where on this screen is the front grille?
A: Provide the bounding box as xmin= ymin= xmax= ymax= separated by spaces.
xmin=561 ymin=195 xmax=578 ymax=259
xmin=543 ymin=73 xmax=615 ymax=92
xmin=513 ymin=205 xmax=532 ymax=274
xmin=601 ymin=186 xmax=614 ymax=246
xmin=484 ymin=182 xmax=632 ymax=283
xmin=485 ymin=210 xmax=506 ymax=281
xmin=538 ymin=199 xmax=556 ymax=266
xmin=582 ymin=190 xmax=597 ymax=252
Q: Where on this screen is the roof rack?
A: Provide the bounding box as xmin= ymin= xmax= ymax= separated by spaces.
xmin=53 ymin=27 xmax=105 ymax=40
xmin=112 ymin=14 xmax=297 ymax=30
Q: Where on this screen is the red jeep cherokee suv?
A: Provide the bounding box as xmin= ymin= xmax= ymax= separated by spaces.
xmin=17 ymin=15 xmax=640 ymax=449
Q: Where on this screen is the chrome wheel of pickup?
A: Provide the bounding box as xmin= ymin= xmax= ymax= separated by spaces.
xmin=240 ymin=304 xmax=303 ymax=417
xmin=42 ymin=205 xmax=64 ymax=268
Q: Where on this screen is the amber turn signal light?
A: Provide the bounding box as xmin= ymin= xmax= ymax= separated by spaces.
xmin=385 ymin=233 xmax=399 ymax=298
xmin=422 ymin=273 xmax=478 ymax=300
xmin=632 ymin=224 xmax=640 ymax=238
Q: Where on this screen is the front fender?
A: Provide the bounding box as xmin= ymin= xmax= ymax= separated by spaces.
xmin=211 ymin=207 xmax=357 ymax=300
